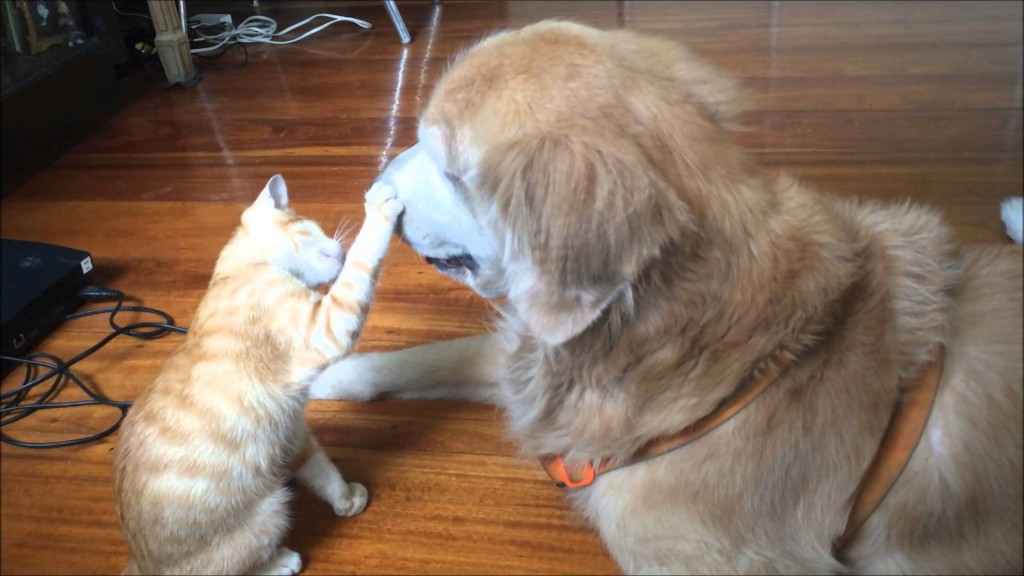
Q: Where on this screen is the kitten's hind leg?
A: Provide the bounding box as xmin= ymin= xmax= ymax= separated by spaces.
xmin=251 ymin=547 xmax=302 ymax=576
xmin=163 ymin=486 xmax=292 ymax=575
xmin=291 ymin=427 xmax=368 ymax=517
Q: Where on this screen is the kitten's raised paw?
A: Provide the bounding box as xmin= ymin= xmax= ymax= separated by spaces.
xmin=364 ymin=182 xmax=404 ymax=221
xmin=252 ymin=547 xmax=302 ymax=576
xmin=333 ymin=481 xmax=368 ymax=517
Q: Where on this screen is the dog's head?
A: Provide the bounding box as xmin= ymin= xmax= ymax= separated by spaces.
xmin=378 ymin=21 xmax=752 ymax=346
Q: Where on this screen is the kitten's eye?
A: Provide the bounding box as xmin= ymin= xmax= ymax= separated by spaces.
xmin=317 ymin=244 xmax=341 ymax=261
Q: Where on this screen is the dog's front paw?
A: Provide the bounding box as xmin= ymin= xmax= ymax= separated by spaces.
xmin=333 ymin=482 xmax=368 ymax=517
xmin=309 ymin=355 xmax=382 ymax=401
xmin=364 ymin=182 xmax=404 ymax=222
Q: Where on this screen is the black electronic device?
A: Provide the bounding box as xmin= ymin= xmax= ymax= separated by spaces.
xmin=1 ymin=239 xmax=93 ymax=377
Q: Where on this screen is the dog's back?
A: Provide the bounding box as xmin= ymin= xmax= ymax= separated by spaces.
xmin=850 ymin=243 xmax=1022 ymax=574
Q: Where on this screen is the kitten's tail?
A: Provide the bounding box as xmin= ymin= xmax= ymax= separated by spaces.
xmin=121 ymin=559 xmax=140 ymax=575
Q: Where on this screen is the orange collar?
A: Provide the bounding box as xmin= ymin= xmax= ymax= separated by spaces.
xmin=538 ymin=345 xmax=945 ymax=557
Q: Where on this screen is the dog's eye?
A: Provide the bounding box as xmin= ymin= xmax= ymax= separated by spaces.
xmin=425 ymin=254 xmax=477 ymax=273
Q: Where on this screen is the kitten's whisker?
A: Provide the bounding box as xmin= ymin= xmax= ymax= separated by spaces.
xmin=334 ymin=221 xmax=355 ymax=246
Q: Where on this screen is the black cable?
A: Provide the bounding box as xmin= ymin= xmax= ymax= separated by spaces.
xmin=0 ymin=287 xmax=187 ymax=449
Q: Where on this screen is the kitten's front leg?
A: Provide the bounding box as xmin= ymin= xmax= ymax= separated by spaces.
xmin=251 ymin=547 xmax=302 ymax=576
xmin=290 ymin=426 xmax=368 ymax=517
xmin=306 ymin=183 xmax=403 ymax=358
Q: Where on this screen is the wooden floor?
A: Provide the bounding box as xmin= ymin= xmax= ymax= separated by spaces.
xmin=1 ymin=1 xmax=1021 ymax=574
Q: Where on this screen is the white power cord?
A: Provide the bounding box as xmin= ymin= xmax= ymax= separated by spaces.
xmin=188 ymin=14 xmax=372 ymax=54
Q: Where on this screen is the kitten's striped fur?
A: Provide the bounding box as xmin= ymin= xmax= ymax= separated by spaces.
xmin=114 ymin=175 xmax=403 ymax=575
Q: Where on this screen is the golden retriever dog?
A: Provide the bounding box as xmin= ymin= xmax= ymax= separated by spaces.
xmin=312 ymin=21 xmax=1023 ymax=574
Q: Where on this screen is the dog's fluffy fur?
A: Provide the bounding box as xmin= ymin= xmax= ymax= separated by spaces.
xmin=313 ymin=21 xmax=1023 ymax=574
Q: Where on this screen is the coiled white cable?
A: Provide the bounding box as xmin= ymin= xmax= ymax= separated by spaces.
xmin=188 ymin=14 xmax=373 ymax=54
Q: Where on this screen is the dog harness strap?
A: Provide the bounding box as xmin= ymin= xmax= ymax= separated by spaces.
xmin=539 ymin=345 xmax=946 ymax=560
xmin=538 ymin=354 xmax=792 ymax=489
xmin=832 ymin=344 xmax=946 ymax=556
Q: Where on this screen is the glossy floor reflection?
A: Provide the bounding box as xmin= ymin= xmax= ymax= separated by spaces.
xmin=1 ymin=1 xmax=1021 ymax=574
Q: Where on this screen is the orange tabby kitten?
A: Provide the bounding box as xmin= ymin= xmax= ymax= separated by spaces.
xmin=114 ymin=175 xmax=403 ymax=575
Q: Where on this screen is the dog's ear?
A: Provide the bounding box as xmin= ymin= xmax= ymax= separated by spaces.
xmin=665 ymin=43 xmax=747 ymax=129
xmin=480 ymin=130 xmax=691 ymax=346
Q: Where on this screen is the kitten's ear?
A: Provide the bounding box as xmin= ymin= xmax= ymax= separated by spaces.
xmin=254 ymin=174 xmax=289 ymax=210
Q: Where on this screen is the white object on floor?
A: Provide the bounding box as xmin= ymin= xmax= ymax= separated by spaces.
xmin=188 ymin=14 xmax=372 ymax=54
xmin=1001 ymin=197 xmax=1023 ymax=244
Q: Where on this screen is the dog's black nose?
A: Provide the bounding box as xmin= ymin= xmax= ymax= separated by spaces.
xmin=393 ymin=211 xmax=408 ymax=243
